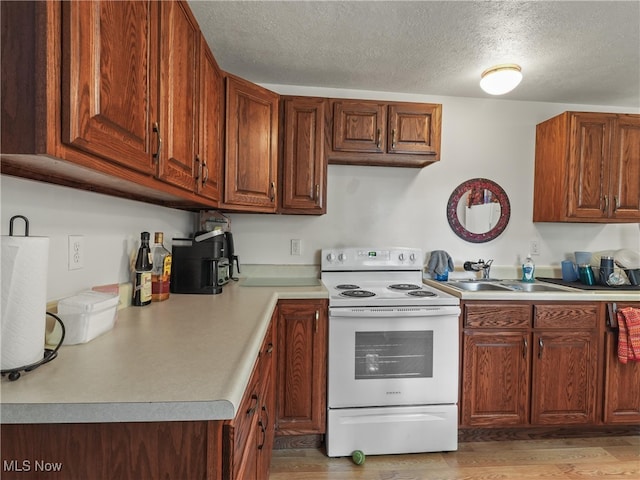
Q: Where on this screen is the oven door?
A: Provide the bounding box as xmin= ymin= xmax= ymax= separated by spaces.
xmin=328 ymin=306 xmax=460 ymax=408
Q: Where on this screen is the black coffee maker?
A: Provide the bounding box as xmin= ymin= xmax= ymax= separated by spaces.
xmin=170 ymin=231 xmax=231 ymax=294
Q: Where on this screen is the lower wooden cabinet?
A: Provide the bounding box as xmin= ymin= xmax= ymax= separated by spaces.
xmin=223 ymin=317 xmax=276 ymax=480
xmin=461 ymin=301 xmax=602 ymax=428
xmin=276 ymin=299 xmax=328 ymax=436
xmin=603 ymin=302 xmax=640 ymax=424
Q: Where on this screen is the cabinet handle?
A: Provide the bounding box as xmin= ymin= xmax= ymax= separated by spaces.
xmin=376 ymin=128 xmax=381 ymax=149
xmin=523 ymin=337 xmax=528 ymax=358
xmin=315 ymin=310 xmax=319 ymax=333
xmin=538 ymin=337 xmax=544 ymax=358
xmin=266 ymin=342 xmax=274 ymax=354
xmin=195 ymin=155 xmax=201 ymax=181
xmin=270 ymin=181 xmax=276 ymax=202
xmin=614 ymin=195 xmax=619 ymax=212
xmin=152 ymin=122 xmax=162 ymax=162
xmin=314 ymin=184 xmax=320 ymax=202
xmin=246 ymin=393 xmax=259 ymax=416
xmin=258 ymin=404 xmax=270 ymax=450
xmin=202 ymin=160 xmax=209 ymax=186
xmin=604 ymin=195 xmax=609 ymax=212
xmin=391 ymin=128 xmax=397 ymax=149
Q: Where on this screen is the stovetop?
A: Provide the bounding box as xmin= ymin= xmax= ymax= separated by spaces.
xmin=321 ymin=248 xmax=458 ymax=307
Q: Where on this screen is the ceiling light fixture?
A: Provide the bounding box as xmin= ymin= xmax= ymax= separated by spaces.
xmin=480 ymin=64 xmax=523 ymax=95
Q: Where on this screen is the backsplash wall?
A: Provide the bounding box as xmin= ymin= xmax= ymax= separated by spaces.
xmin=2 ymin=86 xmax=638 ymax=300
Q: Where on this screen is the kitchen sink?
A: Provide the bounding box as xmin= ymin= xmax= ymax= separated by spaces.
xmin=445 ymin=280 xmax=573 ymax=293
xmin=446 ymin=281 xmax=512 ymax=291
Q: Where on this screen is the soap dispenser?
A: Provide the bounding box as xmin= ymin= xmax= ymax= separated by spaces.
xmin=522 ymin=255 xmax=535 ymax=283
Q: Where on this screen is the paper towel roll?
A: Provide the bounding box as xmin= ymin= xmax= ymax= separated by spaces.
xmin=1 ymin=235 xmax=49 ymax=370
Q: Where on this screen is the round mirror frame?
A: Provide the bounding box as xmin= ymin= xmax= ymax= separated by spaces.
xmin=446 ymin=178 xmax=511 ymax=243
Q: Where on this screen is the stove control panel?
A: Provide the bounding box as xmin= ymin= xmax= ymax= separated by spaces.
xmin=322 ymin=247 xmax=422 ymax=271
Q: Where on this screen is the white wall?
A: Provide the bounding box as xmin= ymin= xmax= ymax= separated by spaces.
xmin=2 ymin=87 xmax=638 ymax=301
xmin=1 ymin=178 xmax=194 ymax=300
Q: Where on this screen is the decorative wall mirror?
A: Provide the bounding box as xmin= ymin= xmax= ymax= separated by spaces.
xmin=446 ymin=178 xmax=510 ymax=243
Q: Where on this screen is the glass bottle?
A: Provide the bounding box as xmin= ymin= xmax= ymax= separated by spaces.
xmin=133 ymin=231 xmax=153 ymax=306
xmin=151 ymin=232 xmax=172 ymax=302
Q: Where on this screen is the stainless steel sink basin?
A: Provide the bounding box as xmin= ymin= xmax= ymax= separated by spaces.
xmin=446 ymin=281 xmax=512 ymax=291
xmin=502 ymin=283 xmax=568 ymax=292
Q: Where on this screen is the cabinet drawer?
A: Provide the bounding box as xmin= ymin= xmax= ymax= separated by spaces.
xmin=232 ymin=373 xmax=260 ymax=460
xmin=464 ymin=304 xmax=531 ymax=328
xmin=533 ymin=304 xmax=598 ymax=329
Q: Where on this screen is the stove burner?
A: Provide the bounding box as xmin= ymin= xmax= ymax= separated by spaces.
xmin=336 ymin=284 xmax=360 ymax=290
xmin=388 ymin=283 xmax=422 ymax=291
xmin=340 ymin=289 xmax=375 ymax=298
xmin=407 ymin=290 xmax=437 ymax=297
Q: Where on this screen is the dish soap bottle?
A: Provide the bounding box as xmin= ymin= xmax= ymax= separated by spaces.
xmin=151 ymin=232 xmax=172 ymax=302
xmin=522 ymin=255 xmax=535 ymax=283
xmin=133 ymin=232 xmax=153 ymax=306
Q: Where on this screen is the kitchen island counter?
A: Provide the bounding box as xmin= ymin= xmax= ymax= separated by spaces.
xmin=1 ymin=282 xmax=327 ymax=424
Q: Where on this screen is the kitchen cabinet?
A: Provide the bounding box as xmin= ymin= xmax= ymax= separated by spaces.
xmin=603 ymin=302 xmax=640 ymax=424
xmin=276 ymin=299 xmax=328 ymax=436
xmin=196 ymin=35 xmax=224 ymax=203
xmin=279 ymin=97 xmax=328 ymax=214
xmin=0 ymin=0 xmax=221 ymax=209
xmin=461 ymin=303 xmax=531 ymax=426
xmin=533 ymin=111 xmax=640 ymax=223
xmin=328 ymin=99 xmax=442 ymax=167
xmin=223 ymin=75 xmax=279 ymax=212
xmin=224 ymin=318 xmax=276 ymax=480
xmin=461 ymin=301 xmax=601 ymax=428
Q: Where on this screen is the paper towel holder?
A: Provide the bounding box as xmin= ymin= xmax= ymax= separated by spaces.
xmin=1 ymin=215 xmax=65 ymax=381
xmin=1 ymin=312 xmax=65 ymax=381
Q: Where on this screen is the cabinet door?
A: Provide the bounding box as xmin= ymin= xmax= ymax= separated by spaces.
xmin=333 ymin=101 xmax=386 ymax=153
xmin=531 ymin=331 xmax=598 ymax=425
xmin=276 ymin=300 xmax=327 ymax=435
xmin=609 ymin=115 xmax=640 ymax=220
xmin=604 ymin=330 xmax=640 ymax=424
xmin=224 ymin=76 xmax=279 ymax=212
xmin=461 ymin=331 xmax=530 ymax=426
xmin=280 ymin=97 xmax=327 ymax=214
xmin=156 ymin=0 xmax=199 ymax=192
xmin=388 ymin=103 xmax=441 ymax=157
xmin=197 ymin=36 xmax=224 ymax=203
xmin=61 ymin=0 xmax=157 ymax=174
xmin=567 ymin=113 xmax=615 ymax=219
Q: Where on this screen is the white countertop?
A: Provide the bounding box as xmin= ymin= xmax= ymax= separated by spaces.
xmin=1 ymin=282 xmax=327 ymax=424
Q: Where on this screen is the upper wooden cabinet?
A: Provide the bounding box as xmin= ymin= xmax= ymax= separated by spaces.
xmin=279 ymin=97 xmax=328 ymax=214
xmin=61 ymin=0 xmax=158 ymax=175
xmin=155 ymin=0 xmax=199 ymax=193
xmin=328 ymin=99 xmax=442 ymax=167
xmin=223 ymin=75 xmax=279 ymax=212
xmin=0 ymin=0 xmax=220 ymax=209
xmin=196 ymin=36 xmax=224 ymax=204
xmin=533 ymin=111 xmax=640 ymax=223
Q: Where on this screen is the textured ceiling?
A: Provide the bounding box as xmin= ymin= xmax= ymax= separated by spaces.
xmin=188 ymin=1 xmax=640 ymax=108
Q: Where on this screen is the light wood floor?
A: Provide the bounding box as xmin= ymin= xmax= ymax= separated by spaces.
xmin=270 ymin=435 xmax=640 ymax=479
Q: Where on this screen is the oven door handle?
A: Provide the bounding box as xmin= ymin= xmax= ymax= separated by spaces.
xmin=329 ymin=306 xmax=460 ymax=318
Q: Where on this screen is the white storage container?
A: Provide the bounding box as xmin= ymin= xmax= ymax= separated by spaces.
xmin=57 ymin=291 xmax=119 ymax=344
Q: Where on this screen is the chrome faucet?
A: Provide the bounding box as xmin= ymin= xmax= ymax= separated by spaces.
xmin=464 ymin=259 xmax=494 ymax=279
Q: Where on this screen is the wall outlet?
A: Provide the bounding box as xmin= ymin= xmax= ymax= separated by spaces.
xmin=291 ymin=238 xmax=301 ymax=256
xmin=530 ymin=239 xmax=540 ymax=256
xmin=68 ymin=235 xmax=84 ymax=270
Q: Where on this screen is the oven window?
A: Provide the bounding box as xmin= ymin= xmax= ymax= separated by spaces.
xmin=354 ymin=331 xmax=433 ymax=379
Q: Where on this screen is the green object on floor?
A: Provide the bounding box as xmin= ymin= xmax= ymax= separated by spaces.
xmin=351 ymin=450 xmax=365 ymax=465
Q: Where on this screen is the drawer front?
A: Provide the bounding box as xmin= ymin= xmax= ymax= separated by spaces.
xmin=534 ymin=304 xmax=598 ymax=329
xmin=233 ymin=373 xmax=260 ymax=458
xmin=464 ymin=304 xmax=531 ymax=328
